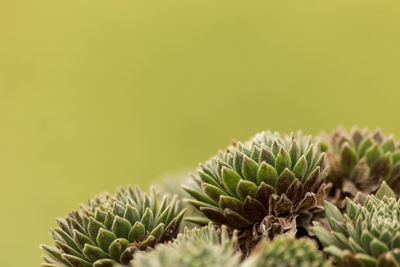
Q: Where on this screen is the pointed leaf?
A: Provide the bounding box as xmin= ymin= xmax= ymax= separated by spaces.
xmin=275 ymin=147 xmax=291 ymax=175
xmin=243 ymin=196 xmax=267 ymax=221
xmin=370 ymin=153 xmax=392 ymax=178
xmin=289 ymin=140 xmax=300 ymax=168
xmin=108 ymin=238 xmax=129 ymax=262
xmin=305 ymin=144 xmax=314 ymax=167
xmin=303 ymin=166 xmax=320 ymax=191
xmin=82 ymin=244 xmax=108 ymax=263
xmin=285 ymin=178 xmax=303 ymax=202
xmin=104 ymin=212 xmax=114 ymax=229
xmin=392 ymin=233 xmax=400 ymax=249
xmin=140 ymin=208 xmax=154 ymax=231
xmin=365 ymin=145 xmax=382 ymax=167
xmin=340 ymin=143 xmax=358 ymax=175
xmin=361 ymin=231 xmax=374 ymax=252
xmin=392 ymin=151 xmax=400 ymax=164
xmin=119 ymin=246 xmax=137 ymax=265
xmin=292 ymin=155 xmax=308 ymax=179
xmin=40 ymin=245 xmax=70 ymax=265
xmin=161 ymin=209 xmax=186 ymax=242
xmin=250 ymin=146 xmax=261 ymax=162
xmin=256 ymin=182 xmax=275 ymax=209
xmin=96 ymin=228 xmax=117 ymax=252
xmin=311 ymin=227 xmax=340 ymax=247
xmin=199 ymin=207 xmax=227 ymax=225
xmin=259 ymin=148 xmax=275 ymax=166
xmin=345 ymin=198 xmax=359 ymax=220
xmin=382 ymin=138 xmax=395 ymax=153
xmin=62 ymin=254 xmax=92 ymax=267
xmin=111 ymin=216 xmax=131 ymax=239
xmin=324 ymin=245 xmax=344 ymax=263
xmin=324 ymin=200 xmax=344 ymax=228
xmin=198 ymin=170 xmax=220 ymax=188
xmin=272 ymin=140 xmax=280 ymax=156
xmin=276 ymin=168 xmax=295 ymax=195
xmin=88 ymin=217 xmax=105 ymax=242
xmin=223 ymin=208 xmax=251 ymax=228
xmin=73 ymin=230 xmax=94 ymax=250
xmin=124 ymin=205 xmax=140 ymax=225
xmin=93 ymin=259 xmax=118 ymax=267
xmin=370 ymin=238 xmax=389 ymax=258
xmin=234 ymin=152 xmax=244 ymax=176
xmin=202 ymin=183 xmax=227 ymax=203
xmin=149 ymin=223 xmax=164 ymax=240
xmin=182 ymin=185 xmax=216 ymax=205
xmin=219 ymin=195 xmax=243 ymax=214
xmin=375 ymin=181 xmax=396 ymax=199
xmin=236 ymin=180 xmax=258 ymax=200
xmin=355 ymin=254 xmax=376 ymax=267
xmin=242 ymin=156 xmax=259 ymax=183
xmin=257 ymin=162 xmax=277 ymax=187
xmin=139 ymin=235 xmax=156 ymax=249
xmin=154 ymin=206 xmax=171 ymax=226
xmin=358 ymin=138 xmax=373 ymax=158
xmin=112 ymin=202 xmax=125 ymax=218
xmin=128 ymin=221 xmax=146 ymax=243
xmin=221 ymin=167 xmax=242 ymax=196
xmin=351 ymin=128 xmax=364 ymax=147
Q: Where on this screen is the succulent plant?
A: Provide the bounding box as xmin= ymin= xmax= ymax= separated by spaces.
xmin=40 ymin=186 xmax=186 ymax=267
xmin=183 ymin=131 xmax=329 ymax=252
xmin=241 ymin=236 xmax=331 ymax=267
xmin=323 ymin=127 xmax=400 ymax=209
xmin=132 ymin=223 xmax=241 ymax=267
xmin=154 ymin=173 xmax=209 ymax=228
xmin=40 ymin=127 xmax=400 ymax=267
xmin=312 ymin=182 xmax=400 ymax=267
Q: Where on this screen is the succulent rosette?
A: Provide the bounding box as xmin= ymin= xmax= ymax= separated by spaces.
xmin=312 ymin=183 xmax=400 ymax=267
xmin=241 ymin=236 xmax=331 ymax=267
xmin=39 ymin=126 xmax=400 ymax=267
xmin=40 ymin=186 xmax=186 ymax=267
xmin=184 ymin=131 xmax=329 ymax=251
xmin=132 ymin=223 xmax=240 ymax=267
xmin=323 ymin=127 xmax=400 ymax=209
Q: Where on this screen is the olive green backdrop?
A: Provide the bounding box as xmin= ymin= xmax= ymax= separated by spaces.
xmin=1 ymin=0 xmax=400 ymax=265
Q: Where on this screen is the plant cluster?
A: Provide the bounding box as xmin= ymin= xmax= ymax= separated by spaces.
xmin=41 ymin=127 xmax=400 ymax=267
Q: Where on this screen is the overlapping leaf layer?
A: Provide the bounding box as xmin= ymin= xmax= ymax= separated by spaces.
xmin=242 ymin=236 xmax=331 ymax=267
xmin=312 ymin=188 xmax=400 ymax=267
xmin=41 ymin=186 xmax=186 ymax=267
xmin=184 ymin=131 xmax=329 ymax=235
xmin=324 ymin=128 xmax=400 ymax=208
xmin=132 ymin=223 xmax=240 ymax=267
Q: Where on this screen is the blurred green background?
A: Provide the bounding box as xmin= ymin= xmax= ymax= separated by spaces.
xmin=1 ymin=0 xmax=400 ymax=265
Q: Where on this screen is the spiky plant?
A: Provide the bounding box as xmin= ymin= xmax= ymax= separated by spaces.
xmin=40 ymin=186 xmax=186 ymax=267
xmin=154 ymin=173 xmax=208 ymax=228
xmin=312 ymin=182 xmax=400 ymax=267
xmin=323 ymin=127 xmax=400 ymax=209
xmin=241 ymin=236 xmax=331 ymax=267
xmin=132 ymin=223 xmax=241 ymax=267
xmin=183 ymin=131 xmax=329 ymax=253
